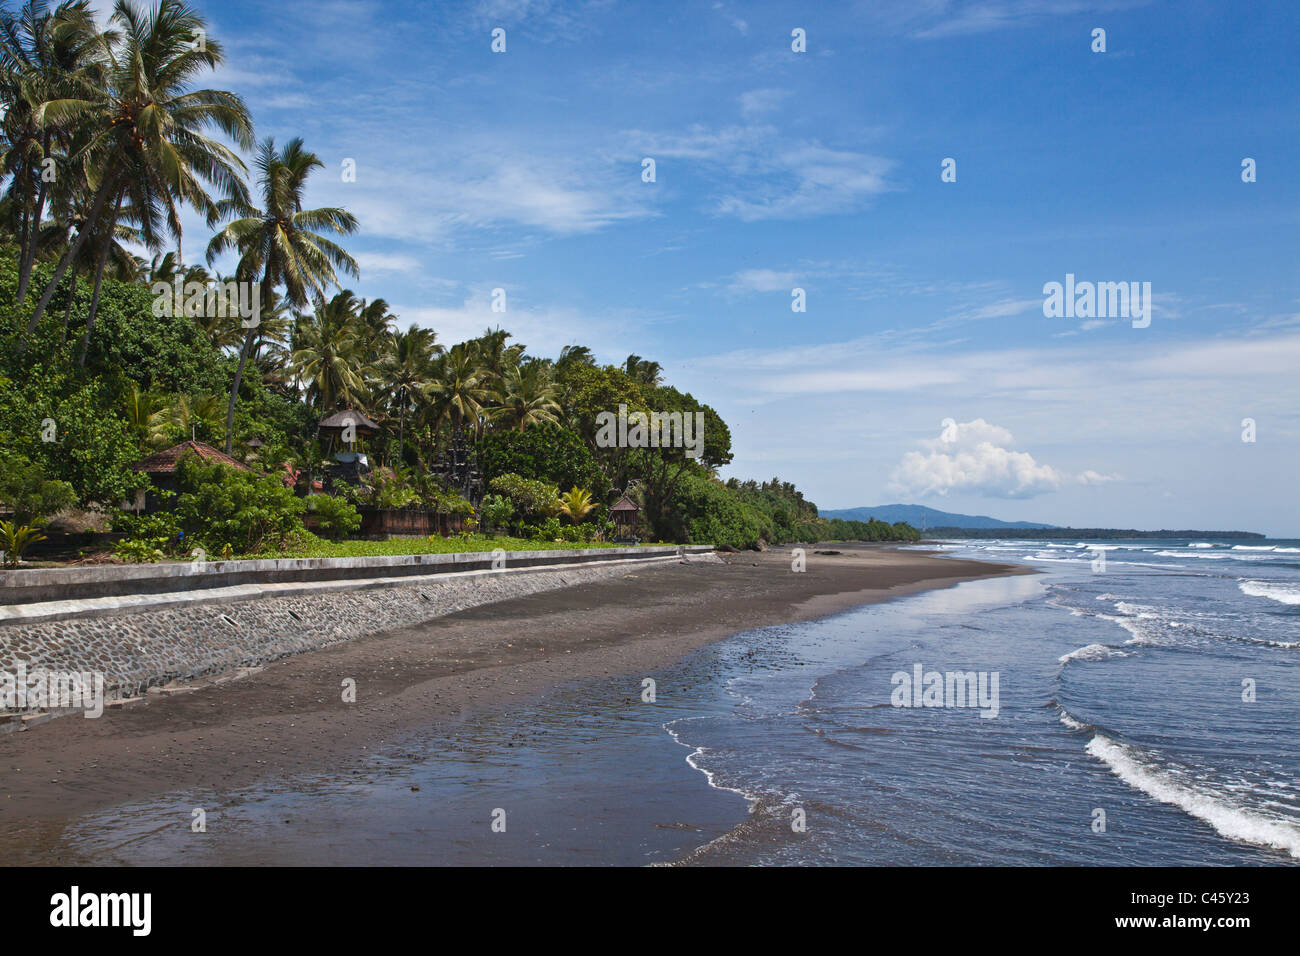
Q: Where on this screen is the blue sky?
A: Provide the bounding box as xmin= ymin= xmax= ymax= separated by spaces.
xmin=121 ymin=0 xmax=1300 ymax=534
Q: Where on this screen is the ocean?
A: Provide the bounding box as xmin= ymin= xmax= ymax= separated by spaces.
xmin=42 ymin=539 xmax=1300 ymax=866
xmin=667 ymin=538 xmax=1300 ymax=865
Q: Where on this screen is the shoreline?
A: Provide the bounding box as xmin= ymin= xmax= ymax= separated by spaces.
xmin=0 ymin=545 xmax=1032 ymax=863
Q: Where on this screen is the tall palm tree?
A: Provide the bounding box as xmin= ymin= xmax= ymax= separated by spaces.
xmin=494 ymin=362 xmax=561 ymax=433
xmin=425 ymin=343 xmax=492 ymax=439
xmin=207 ymin=136 xmax=358 ymax=452
xmin=22 ymin=0 xmax=254 ymax=350
xmin=289 ymin=290 xmax=369 ymax=414
xmin=375 ymin=323 xmax=441 ymax=464
xmin=356 ymin=296 xmax=396 ymax=353
xmin=0 ymin=0 xmax=102 ymax=304
xmin=470 ymin=326 xmax=525 ymax=391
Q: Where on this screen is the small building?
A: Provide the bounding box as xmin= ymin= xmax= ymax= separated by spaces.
xmin=610 ymin=494 xmax=641 ymax=542
xmin=128 ymin=440 xmax=252 ymax=513
xmin=318 ymin=409 xmax=379 ymax=486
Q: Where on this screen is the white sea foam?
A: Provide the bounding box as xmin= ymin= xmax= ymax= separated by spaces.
xmin=1059 ymin=643 xmax=1129 ymax=663
xmin=1187 ymin=542 xmax=1216 ymax=548
xmin=1115 ymin=601 xmax=1159 ymax=619
xmin=1086 ymin=735 xmax=1300 ymax=859
xmin=1238 ymin=580 xmax=1300 ymax=606
xmin=1058 ymin=708 xmax=1089 ymax=731
xmin=1232 ymin=545 xmax=1275 ymax=551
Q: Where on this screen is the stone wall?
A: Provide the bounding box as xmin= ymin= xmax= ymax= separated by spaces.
xmin=0 ymin=555 xmax=705 ymax=718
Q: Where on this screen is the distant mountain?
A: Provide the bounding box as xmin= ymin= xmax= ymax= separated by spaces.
xmin=819 ymin=504 xmax=1056 ymax=530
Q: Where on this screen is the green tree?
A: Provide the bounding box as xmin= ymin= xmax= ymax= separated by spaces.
xmin=207 ymin=136 xmax=359 ymax=452
xmin=23 ymin=0 xmax=254 ymax=355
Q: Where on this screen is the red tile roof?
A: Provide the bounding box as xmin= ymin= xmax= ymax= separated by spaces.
xmin=133 ymin=440 xmax=252 ymax=474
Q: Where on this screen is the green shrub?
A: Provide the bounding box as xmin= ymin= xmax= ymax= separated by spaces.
xmin=0 ymin=449 xmax=77 ymax=525
xmin=111 ymin=510 xmax=183 ymax=553
xmin=478 ymin=494 xmax=514 ymax=534
xmin=113 ymin=537 xmax=166 ymax=564
xmin=530 ymin=517 xmax=564 ymax=542
xmin=477 ymin=422 xmax=609 ymax=499
xmin=489 ymin=473 xmax=559 ymax=523
xmin=306 ymin=494 xmax=361 ymax=540
xmin=422 ymin=485 xmax=475 ymax=516
xmin=174 ymin=455 xmax=305 ymax=554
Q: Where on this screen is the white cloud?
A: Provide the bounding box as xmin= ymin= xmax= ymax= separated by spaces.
xmin=716 ymin=145 xmax=894 ymax=221
xmin=629 ymin=126 xmax=895 ymax=220
xmin=728 ymin=269 xmax=797 ymax=294
xmin=353 ymin=252 xmax=425 ymax=276
xmin=738 ymin=88 xmax=790 ymax=119
xmin=393 ymin=291 xmax=642 ymax=361
xmin=887 ymin=418 xmax=1104 ymax=499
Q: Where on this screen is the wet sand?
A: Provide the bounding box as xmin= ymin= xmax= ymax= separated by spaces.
xmin=0 ymin=545 xmax=1030 ymax=861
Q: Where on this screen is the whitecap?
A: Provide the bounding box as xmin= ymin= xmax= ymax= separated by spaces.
xmin=1086 ymin=735 xmax=1300 ymax=858
xmin=1238 ymin=580 xmax=1300 ymax=606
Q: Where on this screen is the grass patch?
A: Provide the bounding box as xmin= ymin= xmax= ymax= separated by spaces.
xmin=238 ymin=533 xmax=622 ymax=561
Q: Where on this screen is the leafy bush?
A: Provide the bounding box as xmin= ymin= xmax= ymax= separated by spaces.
xmin=422 ymin=485 xmax=475 ymax=516
xmin=478 ymin=494 xmax=513 ymax=534
xmin=113 ymin=537 xmax=166 ymax=564
xmin=489 ymin=473 xmax=559 ymax=523
xmin=111 ymin=510 xmax=184 ymax=555
xmin=306 ymin=494 xmax=361 ymax=540
xmin=0 ymin=450 xmax=76 ymax=525
xmin=530 ymin=517 xmax=564 ymax=542
xmin=174 ymin=455 xmax=305 ymax=554
xmin=477 ymin=422 xmax=609 ymax=499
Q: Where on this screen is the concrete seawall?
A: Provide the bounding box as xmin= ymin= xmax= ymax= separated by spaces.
xmin=0 ymin=546 xmax=717 ymax=729
xmin=0 ymin=545 xmax=711 ymax=607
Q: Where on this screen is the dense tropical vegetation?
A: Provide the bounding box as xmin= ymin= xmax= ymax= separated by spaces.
xmin=0 ymin=0 xmax=919 ymax=564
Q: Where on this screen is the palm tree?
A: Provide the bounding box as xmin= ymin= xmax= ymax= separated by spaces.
xmin=555 ymin=344 xmax=595 ymax=371
xmin=624 ymin=353 xmax=663 ymax=387
xmin=556 ymin=486 xmax=596 ymax=524
xmin=495 ymin=362 xmax=561 ymax=433
xmin=425 ymin=343 xmax=492 ymax=439
xmin=22 ymin=0 xmax=254 ymax=351
xmin=356 ymin=297 xmax=396 ymax=353
xmin=166 ymin=391 xmax=223 ymax=445
xmin=207 ymin=136 xmax=358 ymax=452
xmin=120 ymin=383 xmax=169 ymax=450
xmin=0 ymin=0 xmax=103 ymax=305
xmin=289 ymin=290 xmax=369 ymax=413
xmin=375 ymin=323 xmax=441 ymax=464
xmin=471 ymin=326 xmax=525 ymax=390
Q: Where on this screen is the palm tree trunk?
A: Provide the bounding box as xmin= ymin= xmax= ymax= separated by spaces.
xmin=78 ymin=192 xmax=125 ymax=366
xmin=19 ymin=171 xmax=119 ymax=352
xmin=225 ymin=328 xmax=255 ymax=455
xmin=398 ymin=388 xmax=406 ymax=467
xmin=59 ymin=271 xmax=78 ymax=344
xmin=16 ymin=134 xmax=52 ymax=304
xmin=224 ymin=267 xmax=273 ymax=454
xmin=16 ymin=195 xmax=31 ymax=300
